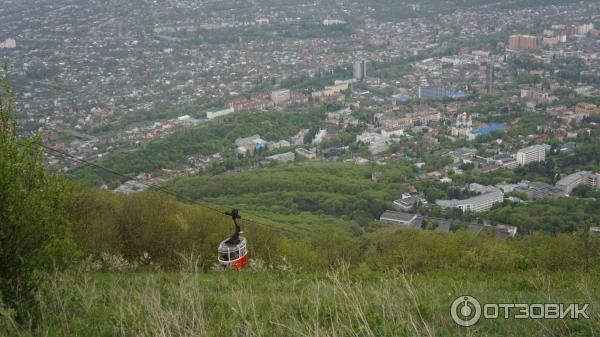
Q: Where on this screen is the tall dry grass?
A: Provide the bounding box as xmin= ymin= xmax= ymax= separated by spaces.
xmin=2 ymin=261 xmax=599 ymax=337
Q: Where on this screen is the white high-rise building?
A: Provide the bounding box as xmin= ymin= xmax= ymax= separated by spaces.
xmin=516 ymin=144 xmax=547 ymax=166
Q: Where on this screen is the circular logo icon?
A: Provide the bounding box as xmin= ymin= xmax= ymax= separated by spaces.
xmin=451 ymin=295 xmax=482 ymax=327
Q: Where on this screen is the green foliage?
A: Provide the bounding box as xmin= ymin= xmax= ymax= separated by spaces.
xmin=572 ymin=185 xmax=600 ymax=199
xmin=366 ymin=227 xmax=600 ymax=272
xmin=164 ymin=161 xmax=417 ymax=224
xmin=0 ymin=73 xmax=78 ymax=313
xmin=509 ymin=113 xmax=548 ymax=136
xmin=71 ymin=110 xmax=324 ymax=187
xmin=67 ymin=187 xmax=253 ymax=269
xmin=486 ymin=197 xmax=600 ymax=233
xmin=63 ymin=181 xmax=600 ymax=275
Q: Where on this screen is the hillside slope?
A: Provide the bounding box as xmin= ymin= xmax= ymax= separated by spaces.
xmin=5 ymin=269 xmax=598 ymax=336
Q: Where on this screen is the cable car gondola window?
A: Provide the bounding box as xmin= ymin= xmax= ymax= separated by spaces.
xmin=221 ymin=251 xmax=230 ymax=262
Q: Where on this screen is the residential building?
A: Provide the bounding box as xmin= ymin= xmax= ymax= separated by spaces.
xmin=520 ymin=85 xmax=549 ymax=104
xmin=271 ymin=89 xmax=291 ymax=105
xmin=225 ymin=96 xmax=272 ymax=112
xmin=206 ymin=107 xmax=234 ymax=120
xmin=556 ymin=171 xmax=599 ymax=194
xmin=323 ymin=19 xmax=346 ymax=26
xmin=353 ymin=60 xmax=367 ymax=81
xmin=514 ymin=181 xmax=563 ymax=200
xmin=412 ymin=105 xmax=441 ymax=125
xmin=377 ymin=115 xmax=413 ymax=130
xmin=575 ymin=103 xmax=599 ymax=115
xmin=508 ymin=35 xmax=537 ymax=50
xmin=393 ymin=195 xmax=422 ymax=211
xmin=381 ymin=127 xmax=404 ymax=138
xmin=312 ymin=83 xmax=350 ymax=99
xmin=542 ymin=35 xmax=560 ymax=47
xmin=576 ymin=23 xmax=594 ymax=35
xmin=436 ymin=190 xmax=504 ymax=213
xmin=289 ymin=92 xmax=308 ymax=105
xmin=516 ymin=144 xmax=547 ymax=166
xmin=418 ymin=85 xmax=447 ymax=99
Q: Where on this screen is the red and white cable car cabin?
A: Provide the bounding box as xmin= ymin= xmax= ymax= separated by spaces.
xmin=218 ymin=236 xmax=248 ymax=270
xmin=217 ymin=209 xmax=249 ymax=270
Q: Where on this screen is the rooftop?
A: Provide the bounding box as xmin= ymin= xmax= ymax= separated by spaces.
xmin=436 ymin=190 xmax=503 ymax=208
xmin=556 ymin=171 xmax=591 ymax=186
xmin=380 ymin=210 xmax=417 ymax=222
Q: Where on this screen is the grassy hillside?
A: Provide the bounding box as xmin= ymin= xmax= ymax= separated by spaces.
xmin=164 ymin=160 xmax=600 ymax=234
xmin=165 ymin=161 xmax=417 ymax=229
xmin=65 ymin=185 xmax=600 ymax=274
xmin=4 ymin=269 xmax=599 ymax=336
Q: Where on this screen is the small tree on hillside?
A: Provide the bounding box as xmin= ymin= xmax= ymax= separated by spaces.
xmin=0 ymin=67 xmax=78 ymax=316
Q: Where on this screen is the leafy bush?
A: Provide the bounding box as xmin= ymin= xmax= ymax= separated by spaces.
xmin=0 ymin=74 xmax=78 ymax=314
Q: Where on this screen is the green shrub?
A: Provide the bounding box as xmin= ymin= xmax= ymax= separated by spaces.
xmin=0 ymin=73 xmax=78 ymax=315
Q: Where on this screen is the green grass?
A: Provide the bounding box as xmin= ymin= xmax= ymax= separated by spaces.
xmin=5 ymin=267 xmax=599 ymax=336
xmin=164 ymin=161 xmax=417 ymax=230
